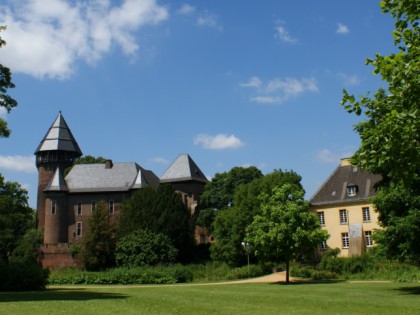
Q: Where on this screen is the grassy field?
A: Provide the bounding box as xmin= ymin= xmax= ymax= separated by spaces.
xmin=0 ymin=281 xmax=419 ymax=315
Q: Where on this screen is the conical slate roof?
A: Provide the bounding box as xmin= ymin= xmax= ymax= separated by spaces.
xmin=35 ymin=112 xmax=82 ymax=154
xmin=44 ymin=168 xmax=69 ymax=192
xmin=161 ymin=154 xmax=208 ymax=183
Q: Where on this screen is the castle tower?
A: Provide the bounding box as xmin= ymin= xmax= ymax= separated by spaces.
xmin=35 ymin=112 xmax=82 ymax=244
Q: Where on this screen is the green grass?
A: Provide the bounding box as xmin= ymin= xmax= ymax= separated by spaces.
xmin=1 ymin=282 xmax=419 ymax=314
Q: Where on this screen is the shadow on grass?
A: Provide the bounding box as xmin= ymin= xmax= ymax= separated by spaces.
xmin=269 ymin=279 xmax=345 ymax=286
xmin=395 ymin=286 xmax=420 ymax=295
xmin=0 ymin=288 xmax=128 ymax=302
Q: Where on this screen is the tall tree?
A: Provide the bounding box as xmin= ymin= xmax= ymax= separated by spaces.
xmin=0 ymin=26 xmax=18 ymax=138
xmin=0 ymin=175 xmax=33 ymax=265
xmin=341 ymin=1 xmax=419 ymax=261
xmin=81 ymin=200 xmax=115 ymax=270
xmin=210 ymin=169 xmax=302 ymax=266
xmin=246 ymin=184 xmax=328 ymax=283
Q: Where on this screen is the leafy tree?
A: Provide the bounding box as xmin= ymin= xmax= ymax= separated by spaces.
xmin=115 ymin=229 xmax=177 ymax=267
xmin=81 ymin=200 xmax=115 ymax=270
xmin=246 ymin=184 xmax=328 ymax=283
xmin=210 ymin=169 xmax=302 ymax=266
xmin=341 ymin=1 xmax=420 ymax=260
xmin=0 ymin=174 xmax=33 ymax=265
xmin=0 ymin=26 xmax=18 ymax=138
xmin=119 ymin=184 xmax=193 ymax=262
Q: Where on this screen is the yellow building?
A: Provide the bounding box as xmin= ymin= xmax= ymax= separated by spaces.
xmin=309 ymin=158 xmax=382 ymax=257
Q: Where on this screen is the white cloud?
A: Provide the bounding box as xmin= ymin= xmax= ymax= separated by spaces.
xmin=338 ymin=73 xmax=361 ymax=86
xmin=177 ymin=4 xmax=195 ymax=15
xmin=0 ymin=155 xmax=36 ymax=172
xmin=150 ymin=157 xmax=169 ymax=165
xmin=0 ymin=0 xmax=169 ymax=79
xmin=240 ymin=76 xmax=262 ymax=89
xmin=194 ymin=134 xmax=244 ymax=150
xmin=196 ymin=12 xmax=222 ymax=30
xmin=316 ymin=149 xmax=353 ymax=164
xmin=274 ymin=24 xmax=297 ymax=44
xmin=242 ymin=76 xmax=318 ymax=105
xmin=336 ymin=23 xmax=350 ymax=34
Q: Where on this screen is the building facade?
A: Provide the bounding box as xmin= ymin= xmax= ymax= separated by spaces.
xmin=309 ymin=158 xmax=382 ymax=257
xmin=35 ymin=112 xmax=208 ymax=268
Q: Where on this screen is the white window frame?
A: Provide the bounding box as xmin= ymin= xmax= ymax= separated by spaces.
xmin=77 ymin=202 xmax=82 ymax=215
xmin=320 ymin=241 xmax=327 ymax=251
xmin=51 ymin=200 xmax=56 ymax=215
xmin=363 ymin=207 xmax=371 ymax=222
xmin=318 ymin=211 xmax=325 ymax=226
xmin=365 ymin=231 xmax=373 ymax=247
xmin=76 ymin=222 xmax=82 ymax=237
xmin=347 ymin=185 xmax=357 ymax=197
xmin=339 ymin=209 xmax=348 ymax=224
xmin=342 ymin=232 xmax=349 ymax=249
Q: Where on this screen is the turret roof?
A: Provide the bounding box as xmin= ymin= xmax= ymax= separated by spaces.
xmin=35 ymin=112 xmax=82 ymax=155
xmin=160 ymin=154 xmax=208 ymax=183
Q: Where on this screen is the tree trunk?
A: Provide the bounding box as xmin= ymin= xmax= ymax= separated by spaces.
xmin=286 ymin=259 xmax=290 ymax=283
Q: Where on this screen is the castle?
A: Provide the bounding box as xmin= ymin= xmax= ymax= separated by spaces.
xmin=35 ymin=112 xmax=208 ymax=268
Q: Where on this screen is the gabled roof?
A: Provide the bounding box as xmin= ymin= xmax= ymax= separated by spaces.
xmin=44 ymin=168 xmax=68 ymax=192
xmin=35 ymin=112 xmax=82 ymax=155
xmin=65 ymin=162 xmax=159 ymax=193
xmin=309 ymin=159 xmax=382 ymax=206
xmin=160 ymin=154 xmax=208 ymax=183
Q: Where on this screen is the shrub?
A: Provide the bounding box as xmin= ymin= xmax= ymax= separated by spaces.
xmin=0 ymin=262 xmax=49 ymax=291
xmin=116 ymin=229 xmax=178 ymax=267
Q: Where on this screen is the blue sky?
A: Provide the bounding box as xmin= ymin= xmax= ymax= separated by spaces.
xmin=0 ymin=0 xmax=395 ymax=208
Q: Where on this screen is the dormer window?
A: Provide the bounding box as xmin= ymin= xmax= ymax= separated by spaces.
xmin=347 ymin=185 xmax=358 ymax=197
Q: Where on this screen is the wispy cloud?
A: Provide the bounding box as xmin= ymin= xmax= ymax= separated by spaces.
xmin=0 ymin=0 xmax=169 ymax=79
xmin=194 ymin=134 xmax=244 ymax=150
xmin=177 ymin=4 xmax=195 ymax=15
xmin=316 ymin=149 xmax=353 ymax=164
xmin=149 ymin=157 xmax=169 ymax=165
xmin=241 ymin=76 xmax=318 ymax=104
xmin=338 ymin=73 xmax=361 ymax=86
xmin=274 ymin=22 xmax=297 ymax=44
xmin=336 ymin=23 xmax=350 ymax=34
xmin=0 ymin=155 xmax=36 ymax=172
xmin=196 ymin=11 xmax=222 ymax=30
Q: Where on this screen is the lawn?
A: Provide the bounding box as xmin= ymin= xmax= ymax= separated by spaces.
xmin=0 ymin=281 xmax=419 ymax=315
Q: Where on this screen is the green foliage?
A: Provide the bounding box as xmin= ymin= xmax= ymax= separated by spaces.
xmin=115 ymin=229 xmax=177 ymax=267
xmin=246 ymin=184 xmax=328 ymax=282
xmin=211 ymin=169 xmax=302 ymax=267
xmin=0 ymin=174 xmax=34 ymax=265
xmin=81 ymin=200 xmax=115 ymax=270
xmin=0 ymin=262 xmax=49 ymax=291
xmin=119 ymin=185 xmax=193 ymax=262
xmin=0 ymin=26 xmax=18 ymax=138
xmin=9 ymin=228 xmax=43 ymax=265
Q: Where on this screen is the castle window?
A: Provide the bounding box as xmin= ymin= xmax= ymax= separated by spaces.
xmin=363 ymin=207 xmax=371 ymax=222
xmin=320 ymin=241 xmax=327 ymax=251
xmin=109 ymin=200 xmax=114 ymax=214
xmin=91 ymin=201 xmax=96 ymax=212
xmin=341 ymin=233 xmax=349 ymax=249
xmin=77 ymin=202 xmax=82 ymax=215
xmin=318 ymin=211 xmax=325 ymax=226
xmin=51 ymin=200 xmax=56 ymax=214
xmin=76 ymin=222 xmax=82 ymax=237
xmin=339 ymin=209 xmax=348 ymax=224
xmin=365 ymin=231 xmax=373 ymax=247
xmin=347 ymin=185 xmax=358 ymax=197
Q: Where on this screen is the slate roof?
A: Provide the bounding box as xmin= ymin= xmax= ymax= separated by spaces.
xmin=309 ymin=160 xmax=382 ymax=206
xmin=160 ymin=154 xmax=208 ymax=183
xmin=35 ymin=112 xmax=82 ymax=155
xmin=65 ymin=162 xmax=159 ymax=193
xmin=44 ymin=168 xmax=68 ymax=192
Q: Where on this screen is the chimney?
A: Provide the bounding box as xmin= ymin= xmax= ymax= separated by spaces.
xmin=105 ymin=160 xmax=113 ymax=169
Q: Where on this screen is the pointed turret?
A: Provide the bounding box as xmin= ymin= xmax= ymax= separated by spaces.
xmin=35 ymin=112 xmax=82 ymax=243
xmin=161 ymin=154 xmax=208 ymax=184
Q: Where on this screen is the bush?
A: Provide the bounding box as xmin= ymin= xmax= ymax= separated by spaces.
xmin=0 ymin=263 xmax=49 ymax=291
xmin=116 ymin=229 xmax=177 ymax=267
